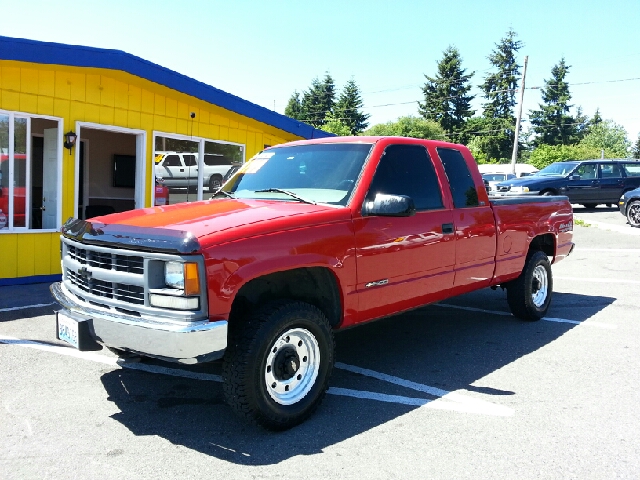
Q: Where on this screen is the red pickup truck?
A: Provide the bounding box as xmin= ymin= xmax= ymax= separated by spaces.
xmin=51 ymin=136 xmax=574 ymax=430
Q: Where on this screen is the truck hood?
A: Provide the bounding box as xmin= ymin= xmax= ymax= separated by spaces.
xmin=65 ymin=199 xmax=349 ymax=254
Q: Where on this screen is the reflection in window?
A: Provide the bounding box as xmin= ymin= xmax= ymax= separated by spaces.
xmin=367 ymin=144 xmax=443 ymax=210
xmin=0 ymin=115 xmax=8 ymax=229
xmin=153 ymin=136 xmax=199 ymax=205
xmin=202 ymin=141 xmax=243 ymax=193
xmin=437 ymin=148 xmax=479 ymax=208
xmin=153 ymin=136 xmax=244 ymax=205
xmin=13 ymin=118 xmax=27 ymax=227
xmin=0 ymin=113 xmax=59 ymax=231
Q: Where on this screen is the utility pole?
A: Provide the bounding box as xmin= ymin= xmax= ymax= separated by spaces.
xmin=510 ymin=55 xmax=528 ymax=174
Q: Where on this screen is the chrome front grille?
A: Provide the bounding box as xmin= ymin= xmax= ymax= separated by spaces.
xmin=63 ymin=239 xmax=147 ymax=310
xmin=60 ymin=235 xmax=208 ymax=322
xmin=65 ymin=267 xmax=144 ymax=304
xmin=67 ymin=243 xmax=144 ymax=274
xmin=497 ymin=186 xmax=511 ymax=192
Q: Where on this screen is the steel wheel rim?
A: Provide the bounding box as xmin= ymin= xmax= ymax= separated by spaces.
xmin=629 ymin=204 xmax=640 ymax=226
xmin=531 ymin=264 xmax=549 ymax=307
xmin=265 ymin=327 xmax=320 ymax=405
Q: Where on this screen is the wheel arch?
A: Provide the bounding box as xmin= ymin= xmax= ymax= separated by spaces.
xmin=228 ymin=266 xmax=343 ymax=330
xmin=528 ymin=233 xmax=556 ymax=259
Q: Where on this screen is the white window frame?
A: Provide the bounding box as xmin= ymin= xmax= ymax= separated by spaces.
xmin=0 ymin=109 xmax=63 ymax=233
xmin=75 ymin=122 xmax=147 ymax=213
xmin=152 ymin=131 xmax=245 ymax=205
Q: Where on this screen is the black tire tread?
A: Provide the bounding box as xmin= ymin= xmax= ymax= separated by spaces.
xmin=506 ymin=250 xmax=552 ymax=321
xmin=222 ymin=300 xmax=334 ymax=430
xmin=627 ymin=200 xmax=640 ymax=227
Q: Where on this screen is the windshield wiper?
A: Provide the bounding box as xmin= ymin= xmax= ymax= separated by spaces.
xmin=254 ymin=188 xmax=316 ymax=205
xmin=211 ymin=189 xmax=235 ymax=199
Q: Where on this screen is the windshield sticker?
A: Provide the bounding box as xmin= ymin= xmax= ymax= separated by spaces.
xmin=244 ymin=158 xmax=268 ymax=174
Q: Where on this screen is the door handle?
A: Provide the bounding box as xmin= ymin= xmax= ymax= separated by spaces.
xmin=442 ymin=223 xmax=454 ymax=235
xmin=180 ymin=169 xmax=184 ymax=172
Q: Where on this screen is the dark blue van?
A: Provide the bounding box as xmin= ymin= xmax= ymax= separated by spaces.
xmin=494 ymin=159 xmax=640 ymax=208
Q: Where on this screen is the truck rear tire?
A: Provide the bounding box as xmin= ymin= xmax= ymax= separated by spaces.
xmin=506 ymin=250 xmax=552 ymax=321
xmin=222 ymin=300 xmax=334 ymax=430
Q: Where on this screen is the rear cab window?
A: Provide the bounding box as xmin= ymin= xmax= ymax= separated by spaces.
xmin=436 ymin=148 xmax=479 ymax=208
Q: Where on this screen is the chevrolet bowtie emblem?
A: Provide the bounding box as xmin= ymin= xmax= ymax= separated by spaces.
xmin=78 ymin=266 xmax=92 ymax=278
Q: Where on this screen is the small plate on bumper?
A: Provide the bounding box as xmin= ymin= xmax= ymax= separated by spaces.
xmin=56 ymin=311 xmax=102 ymax=351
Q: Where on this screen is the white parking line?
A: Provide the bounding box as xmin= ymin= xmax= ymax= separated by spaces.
xmin=0 ymin=302 xmax=55 ymax=313
xmin=556 ymin=276 xmax=640 ymax=285
xmin=434 ymin=303 xmax=616 ymax=329
xmin=574 ymin=248 xmax=640 ymax=253
xmin=335 ymin=362 xmax=513 ymax=416
xmin=0 ymin=334 xmax=511 ymax=416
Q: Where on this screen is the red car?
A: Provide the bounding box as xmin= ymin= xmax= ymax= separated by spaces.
xmin=154 ymin=176 xmax=169 ymax=206
xmin=0 ymin=154 xmax=26 ymax=228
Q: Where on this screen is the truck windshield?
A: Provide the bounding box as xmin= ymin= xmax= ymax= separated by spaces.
xmin=219 ymin=143 xmax=373 ymax=205
xmin=536 ymin=162 xmax=579 ymax=176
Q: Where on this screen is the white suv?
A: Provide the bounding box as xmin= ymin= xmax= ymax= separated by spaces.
xmin=155 ymin=152 xmax=236 ymax=191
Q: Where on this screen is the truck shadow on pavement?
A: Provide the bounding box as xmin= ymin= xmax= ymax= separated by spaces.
xmin=100 ymin=288 xmax=615 ymax=465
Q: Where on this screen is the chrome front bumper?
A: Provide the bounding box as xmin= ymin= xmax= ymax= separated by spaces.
xmin=50 ymin=282 xmax=227 ymax=364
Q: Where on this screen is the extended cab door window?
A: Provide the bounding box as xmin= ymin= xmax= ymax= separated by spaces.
xmin=436 ymin=148 xmax=479 ymax=208
xmin=366 ymin=144 xmax=443 ymax=210
xmin=436 ymin=147 xmax=495 ymax=288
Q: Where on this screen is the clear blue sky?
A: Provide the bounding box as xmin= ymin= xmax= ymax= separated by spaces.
xmin=2 ymin=0 xmax=639 ymax=144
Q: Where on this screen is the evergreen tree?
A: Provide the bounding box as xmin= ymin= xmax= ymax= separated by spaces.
xmin=479 ymin=29 xmax=523 ymax=161
xmin=334 ymin=79 xmax=369 ymax=135
xmin=633 ymin=133 xmax=640 ymax=159
xmin=284 ymin=91 xmax=303 ymax=120
xmin=482 ymin=29 xmax=523 ymax=120
xmin=301 ymin=73 xmax=335 ymax=127
xmin=591 ymin=108 xmax=603 ymax=126
xmin=573 ymin=106 xmax=590 ymax=142
xmin=529 ymin=58 xmax=579 ymax=146
xmin=418 ymin=46 xmax=475 ymax=135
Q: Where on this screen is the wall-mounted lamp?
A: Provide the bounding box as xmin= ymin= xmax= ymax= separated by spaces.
xmin=63 ymin=131 xmax=77 ymax=155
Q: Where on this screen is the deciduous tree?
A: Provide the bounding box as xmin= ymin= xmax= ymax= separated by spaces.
xmin=364 ymin=116 xmax=444 ymax=140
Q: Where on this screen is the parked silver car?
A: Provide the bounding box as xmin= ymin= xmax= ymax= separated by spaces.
xmin=154 ymin=152 xmax=237 ymax=191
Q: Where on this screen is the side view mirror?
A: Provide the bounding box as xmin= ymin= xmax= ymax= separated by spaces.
xmin=362 ymin=194 xmax=416 ymax=217
xmin=570 ymin=175 xmax=581 ymax=180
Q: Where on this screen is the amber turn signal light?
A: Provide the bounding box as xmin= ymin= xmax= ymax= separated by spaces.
xmin=183 ymin=262 xmax=201 ymax=296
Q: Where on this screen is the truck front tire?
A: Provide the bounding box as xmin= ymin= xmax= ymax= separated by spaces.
xmin=222 ymin=300 xmax=335 ymax=430
xmin=506 ymin=250 xmax=553 ymax=321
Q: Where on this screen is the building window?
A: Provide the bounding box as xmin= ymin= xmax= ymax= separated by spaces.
xmin=153 ymin=133 xmax=244 ymax=206
xmin=0 ymin=112 xmax=61 ymax=231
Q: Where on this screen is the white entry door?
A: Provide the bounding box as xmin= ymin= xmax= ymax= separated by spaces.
xmin=42 ymin=128 xmax=58 ymax=229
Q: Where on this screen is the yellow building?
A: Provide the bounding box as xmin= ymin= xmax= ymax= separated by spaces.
xmin=0 ymin=36 xmax=330 ymax=285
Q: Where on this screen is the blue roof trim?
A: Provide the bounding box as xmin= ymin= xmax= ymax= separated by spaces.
xmin=0 ymin=36 xmax=333 ymax=140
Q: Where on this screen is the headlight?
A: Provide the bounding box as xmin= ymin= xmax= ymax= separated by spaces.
xmin=511 ymin=186 xmax=530 ymax=193
xmin=164 ymin=261 xmax=201 ymax=295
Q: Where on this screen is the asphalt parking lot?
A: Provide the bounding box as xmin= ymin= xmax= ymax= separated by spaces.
xmin=1 ymin=205 xmax=639 ymax=480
